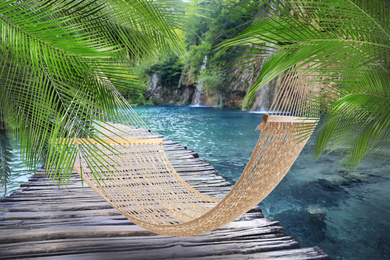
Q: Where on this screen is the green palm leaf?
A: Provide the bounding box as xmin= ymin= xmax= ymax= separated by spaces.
xmin=0 ymin=129 xmax=12 ymax=196
xmin=221 ymin=0 xmax=390 ymax=169
xmin=0 ymin=0 xmax=185 ymax=188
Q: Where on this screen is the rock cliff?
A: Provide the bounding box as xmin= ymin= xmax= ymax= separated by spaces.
xmin=145 ymin=59 xmax=279 ymax=111
xmin=145 ymin=73 xmax=196 ymax=106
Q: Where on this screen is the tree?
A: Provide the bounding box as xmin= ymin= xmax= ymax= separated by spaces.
xmin=182 ymin=0 xmax=251 ymax=88
xmin=0 ymin=0 xmax=184 ymax=194
xmin=221 ymin=0 xmax=390 ymax=170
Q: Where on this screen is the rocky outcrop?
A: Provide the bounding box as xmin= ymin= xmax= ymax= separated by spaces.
xmin=250 ymin=77 xmax=278 ymax=111
xmin=220 ymin=65 xmax=253 ymax=109
xmin=144 ymin=59 xmax=279 ymax=111
xmin=221 ymin=58 xmax=278 ymax=110
xmin=146 ymin=73 xmax=196 ymax=105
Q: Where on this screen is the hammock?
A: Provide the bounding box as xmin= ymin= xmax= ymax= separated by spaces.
xmin=58 ymin=70 xmax=319 ymax=237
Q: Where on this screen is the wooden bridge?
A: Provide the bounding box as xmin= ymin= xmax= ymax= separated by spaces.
xmin=0 ymin=134 xmax=327 ymax=259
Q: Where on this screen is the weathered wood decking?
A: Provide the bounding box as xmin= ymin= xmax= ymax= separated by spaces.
xmin=0 ymin=135 xmax=327 ymax=259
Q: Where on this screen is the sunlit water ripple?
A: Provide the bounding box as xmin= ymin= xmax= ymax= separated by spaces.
xmin=3 ymin=105 xmax=390 ymax=260
xmin=134 ymin=106 xmax=390 ymax=260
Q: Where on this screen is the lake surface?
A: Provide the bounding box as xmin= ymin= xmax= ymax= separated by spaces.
xmin=135 ymin=106 xmax=390 ymax=260
xmin=1 ymin=136 xmax=36 ymax=197
xmin=3 ymin=105 xmax=390 ymax=259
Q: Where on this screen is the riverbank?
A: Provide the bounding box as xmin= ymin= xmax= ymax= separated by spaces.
xmin=0 ymin=134 xmax=327 ymax=259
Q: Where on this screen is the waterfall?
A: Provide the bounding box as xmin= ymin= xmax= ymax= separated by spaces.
xmin=193 ymin=55 xmax=207 ymax=106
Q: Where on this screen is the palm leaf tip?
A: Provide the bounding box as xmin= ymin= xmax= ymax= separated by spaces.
xmin=0 ymin=0 xmax=186 ymax=186
xmin=0 ymin=130 xmax=13 ymax=196
xmin=222 ymin=0 xmax=390 ymax=170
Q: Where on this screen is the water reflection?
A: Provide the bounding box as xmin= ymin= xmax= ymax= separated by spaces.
xmin=134 ymin=106 xmax=390 ymax=260
xmin=1 ymin=136 xmax=36 ymax=197
xmin=3 ymin=105 xmax=390 ymax=260
xmin=135 ymin=106 xmax=262 ymax=182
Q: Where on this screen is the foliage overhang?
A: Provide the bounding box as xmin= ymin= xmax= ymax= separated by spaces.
xmin=220 ymin=0 xmax=390 ymax=170
xmin=0 ymin=0 xmax=186 ymax=192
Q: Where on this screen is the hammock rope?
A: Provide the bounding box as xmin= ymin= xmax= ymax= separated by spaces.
xmin=58 ymin=67 xmax=319 ymax=237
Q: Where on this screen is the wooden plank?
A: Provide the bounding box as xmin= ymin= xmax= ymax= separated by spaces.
xmin=0 ymin=238 xmax=300 ymax=259
xmin=261 ymin=114 xmax=319 ymax=123
xmin=55 ymin=138 xmax=163 ymax=145
xmin=0 ymin=130 xmax=327 ymax=259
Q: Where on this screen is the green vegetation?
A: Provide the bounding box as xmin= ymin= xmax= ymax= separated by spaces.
xmin=0 ymin=129 xmax=12 ymax=196
xmin=146 ymin=54 xmax=184 ymax=89
xmin=198 ymin=68 xmax=227 ymax=93
xmin=0 ymin=0 xmax=184 ymax=191
xmin=221 ymin=0 xmax=390 ymax=170
xmin=138 ymin=0 xmax=252 ymax=96
xmin=1 ymin=0 xmax=388 ymax=192
xmin=182 ymin=0 xmax=249 ymax=84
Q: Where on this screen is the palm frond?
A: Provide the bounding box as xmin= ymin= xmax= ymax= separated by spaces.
xmin=0 ymin=129 xmax=13 ymax=196
xmin=0 ymin=0 xmax=186 ymax=185
xmin=221 ymin=0 xmax=390 ymax=170
xmin=314 ymin=70 xmax=390 ymax=169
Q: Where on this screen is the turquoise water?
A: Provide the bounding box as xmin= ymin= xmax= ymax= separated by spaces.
xmin=134 ymin=106 xmax=390 ymax=260
xmin=134 ymin=106 xmax=261 ymax=182
xmin=1 ymin=137 xmax=36 ymax=197
xmin=3 ymin=105 xmax=390 ymax=259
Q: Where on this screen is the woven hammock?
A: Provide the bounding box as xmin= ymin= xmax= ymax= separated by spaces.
xmin=58 ymin=69 xmax=319 ymax=237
